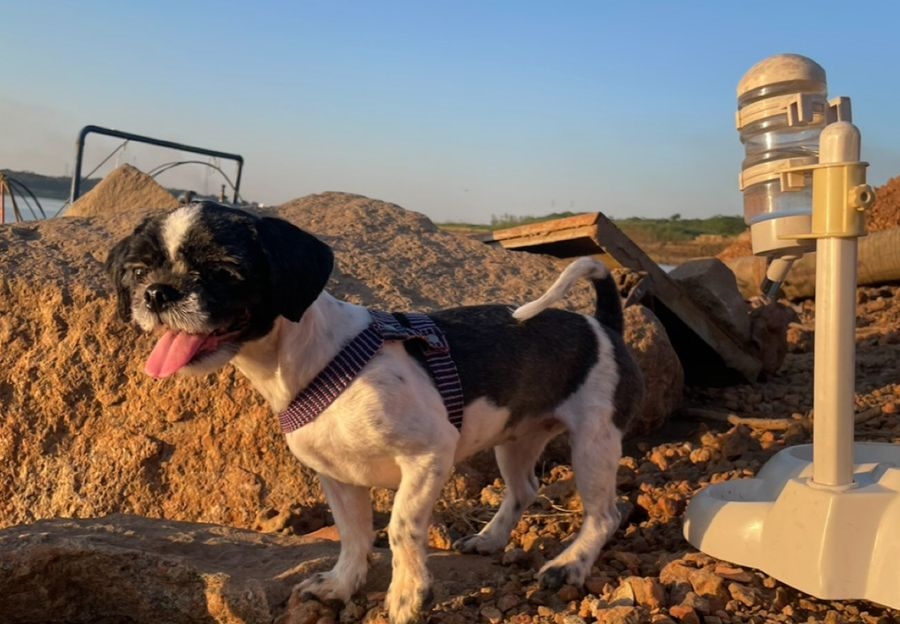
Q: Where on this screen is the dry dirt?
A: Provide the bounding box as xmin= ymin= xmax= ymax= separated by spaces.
xmin=0 ymin=167 xmax=898 ymax=623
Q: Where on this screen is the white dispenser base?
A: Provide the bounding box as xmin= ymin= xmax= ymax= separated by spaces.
xmin=684 ymin=442 xmax=900 ymax=608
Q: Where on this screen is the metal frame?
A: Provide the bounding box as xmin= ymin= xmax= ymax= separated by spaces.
xmin=69 ymin=125 xmax=244 ymax=204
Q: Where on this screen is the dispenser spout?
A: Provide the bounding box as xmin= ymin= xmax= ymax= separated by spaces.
xmin=760 ymin=256 xmax=799 ymax=300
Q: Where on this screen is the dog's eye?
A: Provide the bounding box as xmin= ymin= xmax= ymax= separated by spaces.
xmin=128 ymin=265 xmax=149 ymax=280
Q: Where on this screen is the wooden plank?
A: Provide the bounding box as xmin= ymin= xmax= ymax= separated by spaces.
xmin=481 ymin=212 xmax=763 ymax=382
xmin=485 ymin=213 xmax=601 ymax=242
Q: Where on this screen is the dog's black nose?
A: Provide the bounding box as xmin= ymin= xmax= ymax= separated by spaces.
xmin=144 ymin=283 xmax=182 ymax=313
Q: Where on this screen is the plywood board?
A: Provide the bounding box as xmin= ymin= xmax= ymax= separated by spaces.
xmin=483 ymin=213 xmax=763 ymax=382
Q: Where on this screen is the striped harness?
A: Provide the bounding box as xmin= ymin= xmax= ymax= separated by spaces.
xmin=278 ymin=310 xmax=465 ymax=433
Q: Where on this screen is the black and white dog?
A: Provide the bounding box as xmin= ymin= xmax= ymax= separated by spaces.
xmin=106 ymin=201 xmax=643 ymax=624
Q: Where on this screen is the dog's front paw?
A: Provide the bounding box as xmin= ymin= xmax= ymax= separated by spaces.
xmin=385 ymin=573 xmax=432 ymax=624
xmin=451 ymin=533 xmax=504 ymax=555
xmin=294 ymin=569 xmax=359 ymax=605
xmin=537 ymin=560 xmax=589 ymax=590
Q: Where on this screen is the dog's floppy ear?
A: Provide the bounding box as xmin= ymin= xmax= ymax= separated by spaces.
xmin=256 ymin=216 xmax=334 ymax=322
xmin=105 ymin=237 xmax=135 ymax=322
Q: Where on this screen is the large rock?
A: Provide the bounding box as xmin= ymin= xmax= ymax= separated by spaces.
xmin=668 ymin=256 xmax=794 ymax=376
xmin=0 ymin=168 xmax=678 ymax=532
xmin=668 ymin=258 xmax=751 ymax=344
xmin=623 ymin=305 xmax=683 ymax=434
xmin=0 ymin=514 xmax=504 ymax=624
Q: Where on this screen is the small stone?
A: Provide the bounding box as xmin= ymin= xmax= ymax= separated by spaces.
xmin=611 ymin=550 xmax=642 ymax=572
xmin=280 ymin=598 xmax=326 ymax=624
xmin=798 ymin=597 xmax=821 ymax=612
xmin=557 ymin=584 xmax=581 ymax=602
xmin=667 ymin=582 xmax=691 ymax=606
xmin=823 ymin=611 xmax=842 ymax=624
xmin=668 ymin=604 xmax=701 ymax=624
xmin=594 ymin=606 xmax=642 ymax=624
xmin=659 ymin=560 xmax=693 ymax=586
xmin=480 ymin=485 xmax=504 ymax=507
xmin=680 ymin=591 xmax=711 ymax=615
xmin=687 ymin=567 xmax=727 ymax=600
xmin=428 ymin=523 xmax=453 ymax=550
xmin=610 ymin=581 xmax=635 ymax=606
xmin=712 ymin=564 xmax=753 ymax=583
xmin=689 ymin=448 xmax=712 ymax=464
xmin=479 ymin=606 xmax=503 ymax=623
xmin=496 ymin=593 xmax=520 ymax=612
xmin=337 ymin=600 xmax=364 ymax=622
xmin=584 ymin=575 xmax=608 ymax=595
xmin=360 ymin=608 xmax=390 ymax=624
xmin=501 ymin=547 xmax=532 ymax=567
xmin=771 ymin=586 xmax=792 ymax=611
xmin=621 ymin=576 xmax=666 ymax=610
xmin=727 ymin=582 xmax=758 ymax=607
xmin=649 ymin=449 xmax=669 ymax=471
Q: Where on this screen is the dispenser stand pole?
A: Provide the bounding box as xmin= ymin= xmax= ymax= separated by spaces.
xmin=812 ymin=237 xmax=857 ymax=487
xmin=810 ymin=122 xmax=865 ymax=488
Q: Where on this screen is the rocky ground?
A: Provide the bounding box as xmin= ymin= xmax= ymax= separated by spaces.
xmin=1 ymin=167 xmax=898 ymax=623
xmin=275 ymin=284 xmax=899 ymax=624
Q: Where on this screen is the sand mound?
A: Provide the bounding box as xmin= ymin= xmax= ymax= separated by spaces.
xmin=278 ymin=192 xmax=596 ymax=311
xmin=64 ymin=163 xmax=179 ymax=234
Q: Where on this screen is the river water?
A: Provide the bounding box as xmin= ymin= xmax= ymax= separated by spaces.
xmin=1 ymin=197 xmax=67 ymax=223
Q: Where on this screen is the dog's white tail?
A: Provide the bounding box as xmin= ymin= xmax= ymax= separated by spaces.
xmin=513 ymin=257 xmax=611 ymax=321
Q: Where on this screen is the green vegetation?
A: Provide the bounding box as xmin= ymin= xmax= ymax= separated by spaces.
xmin=489 ymin=211 xmax=582 ymax=229
xmin=614 ymin=214 xmax=745 ymax=243
xmin=441 ymin=211 xmax=745 ymax=243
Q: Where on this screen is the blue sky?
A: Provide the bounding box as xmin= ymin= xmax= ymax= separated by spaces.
xmin=3 ymin=1 xmax=899 ymax=223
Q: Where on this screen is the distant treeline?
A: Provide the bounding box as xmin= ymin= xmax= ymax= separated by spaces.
xmin=0 ymin=170 xmax=100 ymax=200
xmin=2 ymin=169 xmax=200 ymax=202
xmin=615 ymin=214 xmax=746 ymax=242
xmin=487 ymin=211 xmax=745 ymax=242
xmin=490 ymin=211 xmax=582 ymax=228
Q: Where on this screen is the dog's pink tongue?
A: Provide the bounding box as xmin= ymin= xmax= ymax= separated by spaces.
xmin=145 ymin=330 xmax=207 ymax=378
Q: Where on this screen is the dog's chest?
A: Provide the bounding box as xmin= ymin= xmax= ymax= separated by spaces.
xmin=282 ymin=343 xmax=450 ymax=488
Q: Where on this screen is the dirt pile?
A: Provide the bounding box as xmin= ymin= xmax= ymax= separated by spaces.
xmin=867 ymin=175 xmax=900 ymax=232
xmin=0 ymin=171 xmax=682 ymax=535
xmin=64 ymin=163 xmax=179 ymax=231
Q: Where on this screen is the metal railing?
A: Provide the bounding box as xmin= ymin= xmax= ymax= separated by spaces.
xmin=69 ymin=125 xmax=244 ymax=204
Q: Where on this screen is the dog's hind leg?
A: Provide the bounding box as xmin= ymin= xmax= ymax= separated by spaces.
xmin=453 ymin=420 xmax=565 ymax=555
xmin=538 ymin=407 xmax=622 ymax=589
xmin=385 ymin=447 xmax=455 ymax=624
xmin=295 ymin=477 xmax=373 ymax=603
